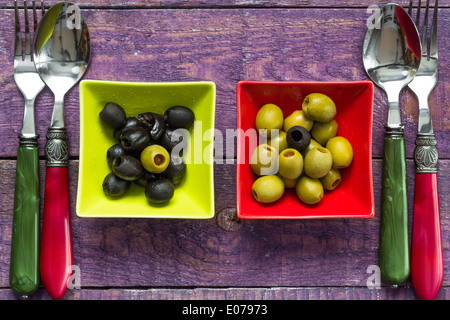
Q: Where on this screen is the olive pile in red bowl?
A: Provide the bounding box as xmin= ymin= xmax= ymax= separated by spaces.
xmin=99 ymin=102 xmax=194 ymax=205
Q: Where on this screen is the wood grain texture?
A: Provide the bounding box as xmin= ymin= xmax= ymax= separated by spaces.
xmin=0 ymin=159 xmax=448 ymax=296
xmin=1 ymin=0 xmax=449 ymax=8
xmin=1 ymin=286 xmax=450 ymax=300
xmin=0 ymin=8 xmax=448 ymax=159
xmin=0 ymin=1 xmax=449 ymax=301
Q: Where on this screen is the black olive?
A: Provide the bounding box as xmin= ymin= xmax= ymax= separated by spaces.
xmin=145 ymin=178 xmax=174 ymax=204
xmin=107 ymin=143 xmax=126 ymax=166
xmin=159 ymin=128 xmax=186 ymax=152
xmin=134 ymin=171 xmax=159 ymax=187
xmin=138 ymin=112 xmax=166 ymax=140
xmin=163 ymin=106 xmax=195 ymax=129
xmin=114 ymin=117 xmax=146 ymax=141
xmin=162 ymin=155 xmax=186 ymax=185
xmin=286 ymin=126 xmax=311 ymax=152
xmin=120 ymin=127 xmax=150 ymax=153
xmin=111 ymin=155 xmax=144 ymax=181
xmin=99 ymin=102 xmax=127 ymax=130
xmin=102 ymin=172 xmax=131 ymax=197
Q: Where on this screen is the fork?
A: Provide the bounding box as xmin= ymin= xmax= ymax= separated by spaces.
xmin=9 ymin=0 xmax=46 ymax=297
xmin=407 ymin=0 xmax=443 ymax=300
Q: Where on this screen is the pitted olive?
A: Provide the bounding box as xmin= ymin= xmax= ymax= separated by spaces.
xmin=278 ymin=148 xmax=303 ymax=180
xmin=250 ymin=144 xmax=279 ymax=176
xmin=102 ymin=172 xmax=131 ymax=197
xmin=138 ymin=112 xmax=166 ymax=140
xmin=267 ymin=131 xmax=288 ymax=152
xmin=145 ymin=178 xmax=175 ymax=204
xmin=140 ymin=145 xmax=170 ymax=174
xmin=255 ymin=103 xmax=283 ymax=138
xmin=164 ymin=106 xmax=195 ymax=129
xmin=311 ymin=119 xmax=338 ymax=146
xmin=303 ymin=147 xmax=332 ymax=179
xmin=114 ymin=116 xmax=146 ymax=141
xmin=111 ymin=155 xmax=145 ymax=181
xmin=302 ymin=93 xmax=336 ymax=122
xmin=286 ymin=126 xmax=311 ymax=152
xmin=159 ymin=128 xmax=186 ymax=153
xmin=295 ymin=176 xmax=324 ymax=204
xmin=251 ymin=175 xmax=285 ymax=203
xmin=120 ymin=127 xmax=151 ymax=153
xmin=107 ymin=143 xmax=126 ymax=166
xmin=284 ymin=110 xmax=314 ymax=132
xmin=320 ymin=168 xmax=342 ymax=191
xmin=162 ymin=155 xmax=186 ymax=185
xmin=326 ymin=136 xmax=354 ymax=169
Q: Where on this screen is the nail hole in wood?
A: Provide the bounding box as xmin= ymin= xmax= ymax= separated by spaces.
xmin=216 ymin=207 xmax=243 ymax=232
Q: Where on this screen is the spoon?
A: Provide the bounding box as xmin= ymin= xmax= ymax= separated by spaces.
xmin=33 ymin=2 xmax=90 ymax=300
xmin=362 ymin=4 xmax=421 ymax=285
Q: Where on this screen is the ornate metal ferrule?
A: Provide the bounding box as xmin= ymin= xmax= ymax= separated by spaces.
xmin=414 ymin=133 xmax=438 ymax=173
xmin=18 ymin=134 xmax=38 ymax=147
xmin=385 ymin=124 xmax=405 ymax=136
xmin=45 ymin=128 xmax=69 ymax=167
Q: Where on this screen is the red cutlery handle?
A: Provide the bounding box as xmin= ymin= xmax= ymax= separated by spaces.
xmin=411 ymin=173 xmax=443 ymax=300
xmin=41 ymin=166 xmax=73 ymax=300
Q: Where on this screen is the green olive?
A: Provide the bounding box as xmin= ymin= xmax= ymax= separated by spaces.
xmin=311 ymin=119 xmax=338 ymax=146
xmin=251 ymin=175 xmax=285 ymax=203
xmin=302 ymin=93 xmax=336 ymax=122
xmin=250 ymin=144 xmax=279 ymax=176
xmin=282 ymin=177 xmax=297 ymax=189
xmin=267 ymin=131 xmax=288 ymax=152
xmin=284 ymin=110 xmax=314 ymax=132
xmin=326 ymin=136 xmax=353 ymax=168
xmin=301 ymin=139 xmax=322 ymax=158
xmin=320 ymin=168 xmax=342 ymax=191
xmin=140 ymin=145 xmax=170 ymax=173
xmin=303 ymin=146 xmax=333 ymax=179
xmin=255 ymin=103 xmax=284 ymax=138
xmin=295 ymin=176 xmax=324 ymax=205
xmin=278 ymin=148 xmax=303 ymax=180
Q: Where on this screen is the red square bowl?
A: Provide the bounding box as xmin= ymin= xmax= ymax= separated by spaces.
xmin=236 ymin=81 xmax=375 ymax=219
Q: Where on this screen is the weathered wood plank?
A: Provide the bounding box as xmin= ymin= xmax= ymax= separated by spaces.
xmin=0 ymin=159 xmax=448 ymax=291
xmin=0 ymin=9 xmax=448 ymax=159
xmin=1 ymin=0 xmax=449 ymax=9
xmin=1 ymin=286 xmax=449 ymax=300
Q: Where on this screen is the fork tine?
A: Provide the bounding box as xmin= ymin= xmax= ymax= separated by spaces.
xmin=42 ymin=0 xmax=45 ymax=15
xmin=421 ymin=0 xmax=430 ymax=56
xmin=430 ymin=0 xmax=438 ymax=58
xmin=408 ymin=0 xmax=413 ymax=16
xmin=23 ymin=0 xmax=31 ymax=58
xmin=14 ymin=0 xmax=22 ymax=57
xmin=32 ymin=0 xmax=37 ymax=32
xmin=416 ymin=0 xmax=422 ymax=28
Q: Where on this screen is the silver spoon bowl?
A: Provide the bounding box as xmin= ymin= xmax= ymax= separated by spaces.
xmin=33 ymin=1 xmax=90 ymax=300
xmin=34 ymin=1 xmax=90 ymax=130
xmin=363 ymin=3 xmax=421 ymax=129
xmin=363 ymin=3 xmax=421 ymax=285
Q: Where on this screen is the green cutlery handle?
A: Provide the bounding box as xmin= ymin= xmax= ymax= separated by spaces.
xmin=10 ymin=140 xmax=40 ymax=296
xmin=379 ymin=131 xmax=410 ymax=284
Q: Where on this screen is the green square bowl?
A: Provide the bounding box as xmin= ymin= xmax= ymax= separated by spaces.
xmin=76 ymin=80 xmax=216 ymax=219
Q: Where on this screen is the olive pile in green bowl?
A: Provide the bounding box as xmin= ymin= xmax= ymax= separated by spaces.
xmin=99 ymin=102 xmax=194 ymax=205
xmin=251 ymin=93 xmax=353 ymax=205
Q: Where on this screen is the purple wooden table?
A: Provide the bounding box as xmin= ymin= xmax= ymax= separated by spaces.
xmin=0 ymin=0 xmax=449 ymax=300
